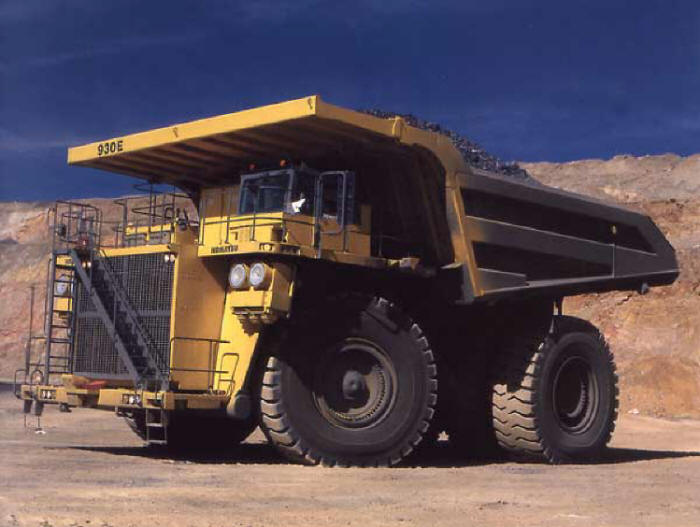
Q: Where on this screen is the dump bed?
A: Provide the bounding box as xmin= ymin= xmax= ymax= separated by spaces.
xmin=458 ymin=168 xmax=678 ymax=301
xmin=68 ymin=95 xmax=679 ymax=302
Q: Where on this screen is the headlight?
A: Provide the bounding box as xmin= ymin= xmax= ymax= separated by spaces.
xmin=55 ymin=275 xmax=71 ymax=297
xmin=229 ymin=264 xmax=248 ymax=289
xmin=249 ymin=262 xmax=272 ymax=289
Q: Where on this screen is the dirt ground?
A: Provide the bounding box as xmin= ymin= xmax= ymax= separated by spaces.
xmin=1 ymin=388 xmax=699 ymax=527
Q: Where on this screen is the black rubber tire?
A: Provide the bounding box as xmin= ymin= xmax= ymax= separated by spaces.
xmin=260 ymin=296 xmax=438 ymax=467
xmin=491 ymin=315 xmax=619 ymax=463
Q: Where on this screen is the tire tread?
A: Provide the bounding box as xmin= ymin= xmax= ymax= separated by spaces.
xmin=491 ymin=315 xmax=618 ymax=463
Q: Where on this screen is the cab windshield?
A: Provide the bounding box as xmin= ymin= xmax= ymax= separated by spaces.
xmin=238 ymin=170 xmax=317 ymax=215
xmin=238 ymin=173 xmax=291 ymax=214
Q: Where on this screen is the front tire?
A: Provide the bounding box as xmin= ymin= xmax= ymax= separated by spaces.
xmin=492 ymin=315 xmax=618 ymax=463
xmin=260 ymin=296 xmax=438 ymax=467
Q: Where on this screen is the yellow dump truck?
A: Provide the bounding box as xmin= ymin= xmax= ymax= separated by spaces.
xmin=16 ymin=96 xmax=678 ymax=466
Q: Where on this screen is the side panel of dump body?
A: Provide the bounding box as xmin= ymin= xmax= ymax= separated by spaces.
xmin=455 ymin=169 xmax=679 ymax=301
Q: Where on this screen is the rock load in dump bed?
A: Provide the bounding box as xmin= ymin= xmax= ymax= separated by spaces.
xmin=361 ymin=109 xmax=538 ymax=184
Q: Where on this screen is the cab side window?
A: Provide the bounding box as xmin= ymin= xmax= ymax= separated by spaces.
xmin=291 ymin=172 xmax=316 ymax=215
xmin=322 ymin=175 xmax=339 ymax=218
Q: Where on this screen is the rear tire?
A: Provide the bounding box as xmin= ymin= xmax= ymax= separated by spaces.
xmin=260 ymin=296 xmax=438 ymax=467
xmin=492 ymin=315 xmax=618 ymax=463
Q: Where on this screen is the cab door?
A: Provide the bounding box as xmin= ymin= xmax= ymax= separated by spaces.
xmin=315 ymin=171 xmax=369 ymax=256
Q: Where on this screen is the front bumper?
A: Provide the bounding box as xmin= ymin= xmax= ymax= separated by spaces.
xmin=18 ymin=383 xmax=228 ymax=412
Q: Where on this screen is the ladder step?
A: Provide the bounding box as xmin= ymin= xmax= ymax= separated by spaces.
xmin=146 ymin=422 xmax=165 ymax=428
xmin=50 ymin=338 xmax=71 ymax=344
xmin=147 ymin=439 xmax=168 ymax=445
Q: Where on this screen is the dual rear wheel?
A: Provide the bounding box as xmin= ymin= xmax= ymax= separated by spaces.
xmin=491 ymin=315 xmax=618 ymax=463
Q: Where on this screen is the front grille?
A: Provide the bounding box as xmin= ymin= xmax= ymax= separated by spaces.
xmin=72 ymin=253 xmax=174 ymax=378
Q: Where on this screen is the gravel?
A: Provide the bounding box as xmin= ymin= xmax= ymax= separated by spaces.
xmin=360 ymin=108 xmax=537 ymax=184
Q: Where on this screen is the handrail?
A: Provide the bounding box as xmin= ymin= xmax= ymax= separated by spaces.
xmin=13 ymin=368 xmax=26 ymax=399
xmin=50 ymin=201 xmax=103 ymax=251
xmin=200 ymin=212 xmax=320 ymax=249
xmin=201 ymin=215 xmax=313 ymax=227
xmin=169 ymin=336 xmax=230 ymax=344
xmin=201 ymin=214 xmax=312 ymax=248
xmin=168 ymin=336 xmax=231 ymax=391
xmin=111 ymin=184 xmax=195 ymax=249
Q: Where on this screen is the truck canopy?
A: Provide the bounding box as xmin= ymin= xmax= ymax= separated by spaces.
xmin=68 ymin=95 xmax=466 ymax=189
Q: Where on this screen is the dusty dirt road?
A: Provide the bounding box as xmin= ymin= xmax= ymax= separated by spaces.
xmin=1 ymin=388 xmax=699 ymax=527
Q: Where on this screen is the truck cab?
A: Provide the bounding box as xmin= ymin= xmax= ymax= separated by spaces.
xmin=198 ymin=165 xmax=371 ymax=261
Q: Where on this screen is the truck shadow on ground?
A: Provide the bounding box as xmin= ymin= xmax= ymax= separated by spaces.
xmin=65 ymin=443 xmax=289 ymax=466
xmin=406 ymin=444 xmax=700 ymax=468
xmin=66 ymin=441 xmax=700 ymax=468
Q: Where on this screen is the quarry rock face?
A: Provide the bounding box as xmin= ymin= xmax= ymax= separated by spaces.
xmin=1 ymin=154 xmax=698 ymax=418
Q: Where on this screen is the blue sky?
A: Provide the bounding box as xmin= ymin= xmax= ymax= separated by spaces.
xmin=1 ymin=0 xmax=699 ymax=200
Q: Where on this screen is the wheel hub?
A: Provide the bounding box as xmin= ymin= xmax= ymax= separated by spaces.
xmin=313 ymin=340 xmax=397 ymax=429
xmin=342 ymin=370 xmax=368 ymax=401
xmin=552 ymin=355 xmax=598 ymax=433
